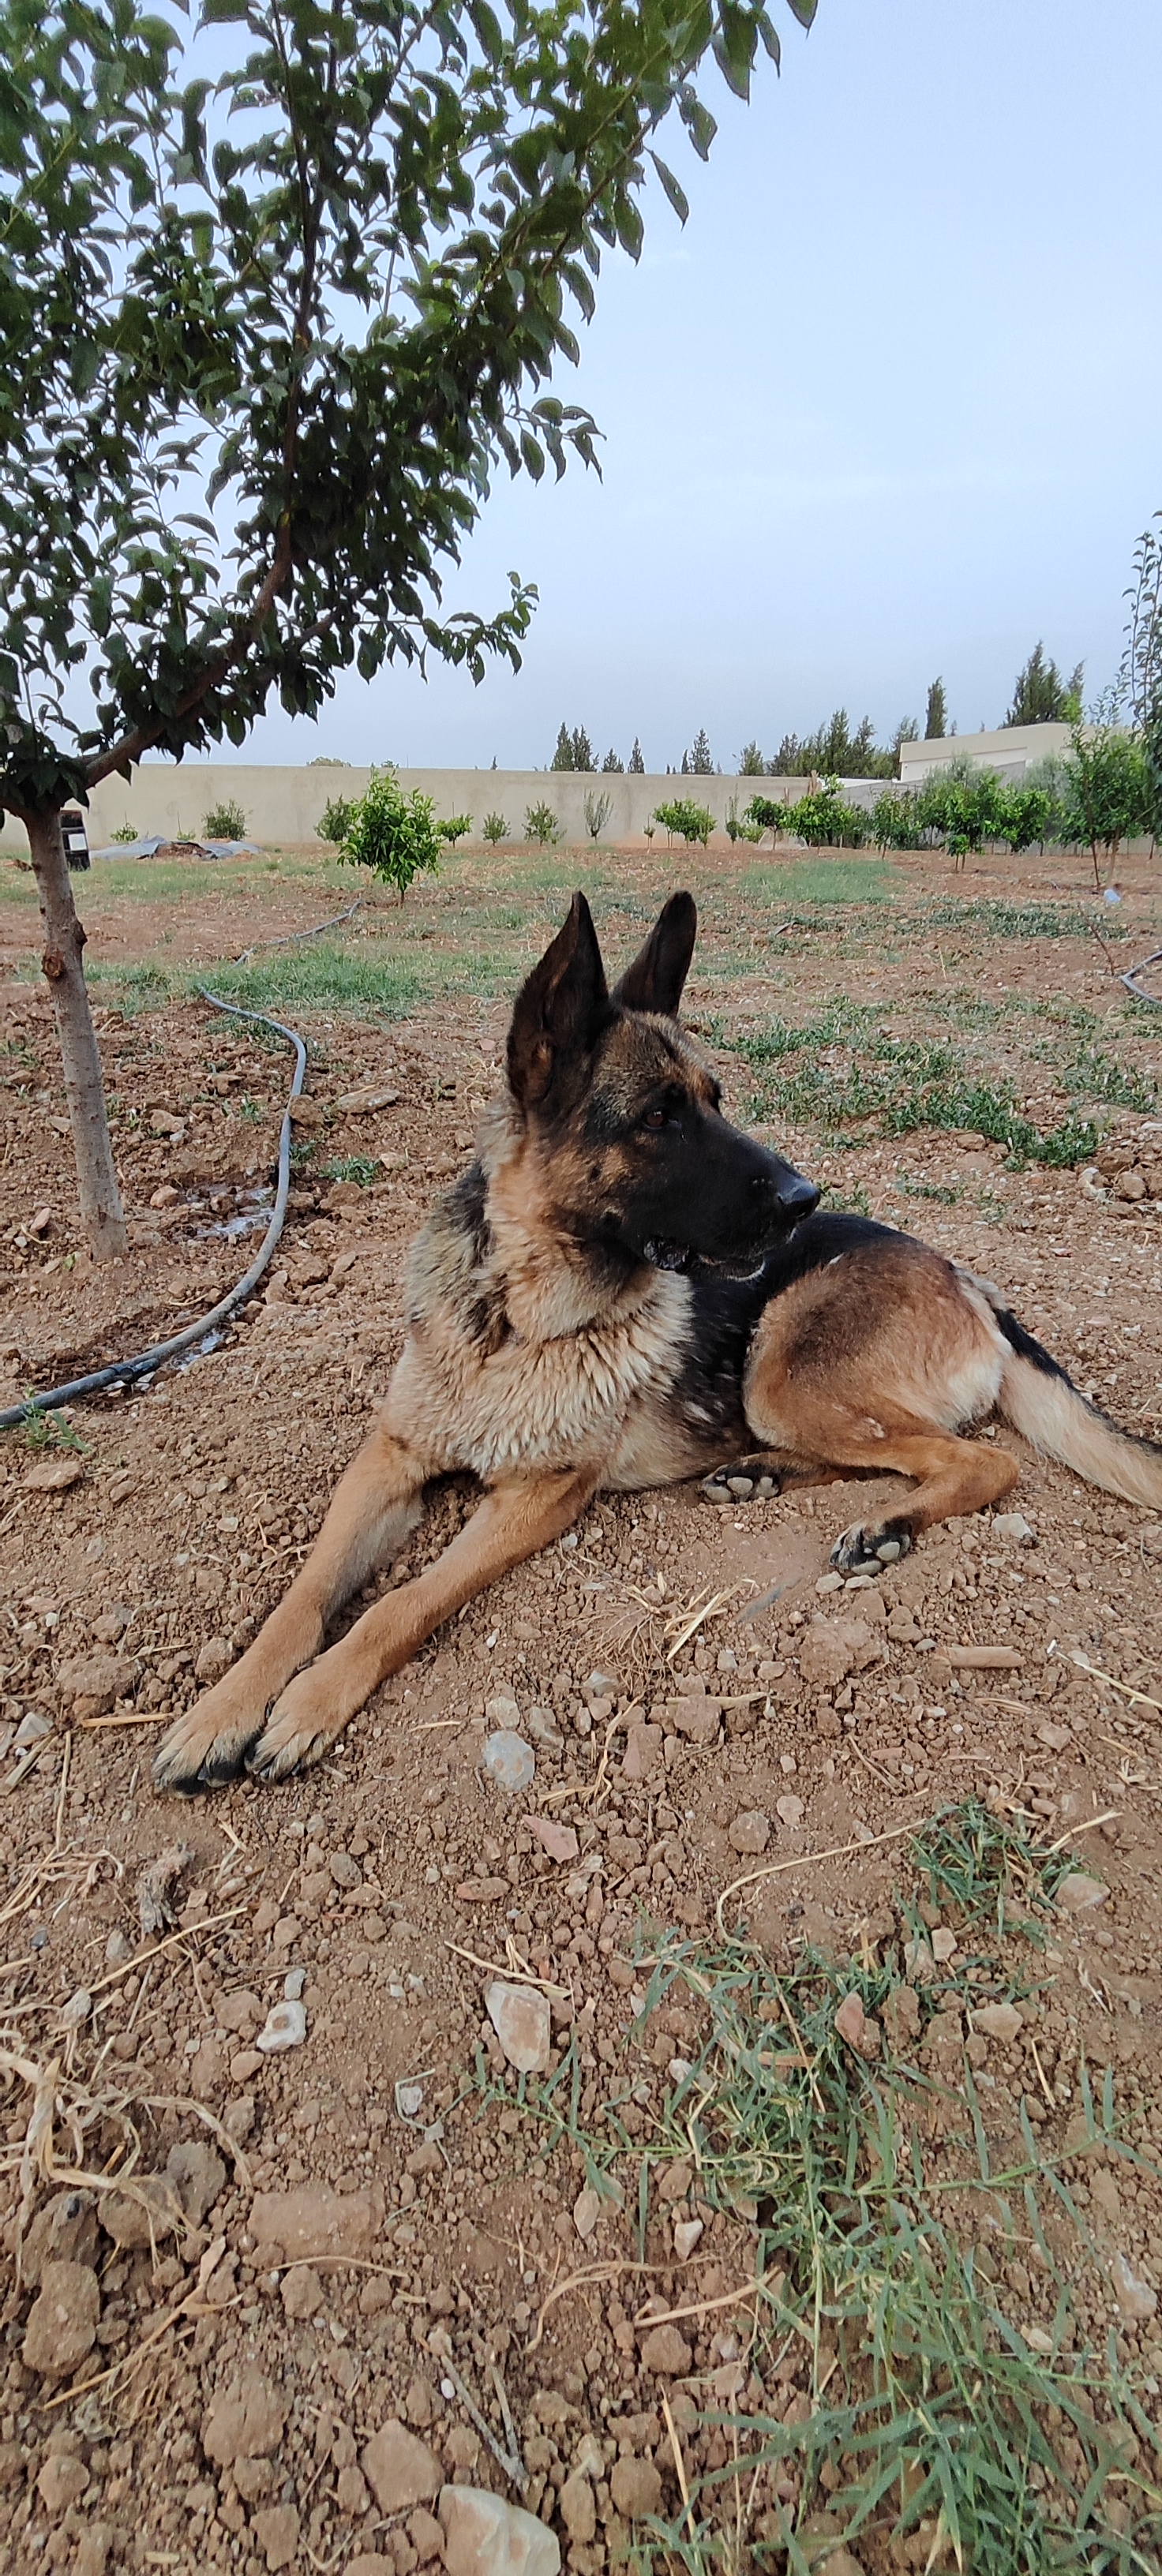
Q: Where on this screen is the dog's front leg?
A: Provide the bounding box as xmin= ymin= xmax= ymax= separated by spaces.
xmin=245 ymin=1465 xmax=598 ymax=1782
xmin=153 ymin=1422 xmax=428 ymax=1792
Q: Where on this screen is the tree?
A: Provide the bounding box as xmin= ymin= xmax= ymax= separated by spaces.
xmin=653 ymin=798 xmax=713 ymax=847
xmin=924 ymin=680 xmax=947 ymax=740
xmin=994 ymin=783 xmax=1051 ymax=855
xmin=782 ymin=780 xmax=869 ymax=848
xmin=550 ymin=725 xmax=576 ymax=771
xmin=0 ymin=0 xmax=805 ymax=1259
xmin=584 ymin=789 xmax=613 ymax=840
xmin=525 ymin=799 xmax=562 ymax=845
xmin=338 ymin=767 xmax=441 ymax=900
xmin=1063 ymin=715 xmax=1149 ymax=890
xmin=689 ymin=728 xmax=714 ymax=773
xmin=628 ymin=739 xmax=646 ymax=775
xmin=1123 ymin=510 xmax=1162 ymax=843
xmin=601 ymin=748 xmax=624 ymax=772
xmin=1006 ymin=642 xmax=1084 ymax=728
xmin=572 ymin=727 xmax=595 ymax=773
xmin=737 ymin=741 xmax=766 ymax=775
xmin=916 ymin=759 xmax=1006 ymax=871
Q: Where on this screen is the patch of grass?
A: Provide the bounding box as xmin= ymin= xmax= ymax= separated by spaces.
xmin=819 ymin=1178 xmax=872 ymax=1216
xmin=920 ymin=898 xmax=1130 ymax=942
xmin=480 ymin=1802 xmax=1156 ymax=2576
xmin=1059 ymin=1044 xmax=1156 ymax=1114
xmin=894 ymin=1174 xmax=964 ymax=1204
xmin=18 ymin=1402 xmax=89 ymax=1454
xmin=194 ymin=944 xmax=429 ymax=1018
xmin=741 ymin=859 xmax=894 ymax=908
xmin=322 ymin=1154 xmax=379 ymax=1187
xmin=728 ymin=1009 xmax=1100 ymax=1168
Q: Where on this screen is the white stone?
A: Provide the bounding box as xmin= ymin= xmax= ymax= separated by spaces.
xmin=485 ymin=1980 xmax=550 ymax=2073
xmin=255 ymin=1998 xmax=307 ymax=2054
xmin=1111 ymin=2252 xmax=1157 ymax=2322
xmin=992 ymin=1512 xmax=1035 ymax=1544
xmin=440 ymin=2485 xmax=560 ymax=2576
xmin=482 ymin=1731 xmax=535 ymax=1793
xmin=673 ymin=2217 xmax=703 ymax=2261
xmin=572 ymin=2188 xmax=602 ymax=2240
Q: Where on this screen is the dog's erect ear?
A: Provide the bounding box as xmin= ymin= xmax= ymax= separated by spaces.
xmin=507 ymin=892 xmax=612 ymax=1110
xmin=612 ymin=891 xmax=697 ymax=1017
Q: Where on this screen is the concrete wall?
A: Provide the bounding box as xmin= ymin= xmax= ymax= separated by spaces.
xmin=1 ymin=765 xmax=814 ymax=854
xmin=898 ymin=721 xmax=1074 ymax=785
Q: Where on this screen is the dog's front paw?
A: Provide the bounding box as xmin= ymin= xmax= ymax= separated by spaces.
xmin=246 ymin=1662 xmax=352 ymax=1782
xmin=830 ymin=1515 xmax=914 ymax=1574
xmin=702 ymin=1466 xmax=781 ymax=1507
xmin=153 ymin=1674 xmax=271 ymax=1794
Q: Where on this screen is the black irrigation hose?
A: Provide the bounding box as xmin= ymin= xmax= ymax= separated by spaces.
xmin=0 ymin=990 xmax=307 ymax=1430
xmin=1122 ymin=945 xmax=1162 ymax=1008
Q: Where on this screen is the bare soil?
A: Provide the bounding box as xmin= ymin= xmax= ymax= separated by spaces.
xmin=2 ymin=840 xmax=1162 ymax=2574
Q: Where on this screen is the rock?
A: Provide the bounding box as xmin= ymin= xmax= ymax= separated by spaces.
xmin=14 ymin=1708 xmax=51 ymax=1746
xmin=256 ymin=1998 xmax=307 ymax=2053
xmin=881 ymin=1986 xmax=922 ymax=2051
xmin=409 ymin=2508 xmax=445 ymax=2562
xmin=902 ymin=1938 xmax=936 ymax=1984
xmin=638 ymin=2322 xmax=692 ymax=2376
xmin=992 ymin=1512 xmax=1034 ymax=1544
xmin=775 ymin=1794 xmax=804 ymax=1829
xmin=202 ymin=2372 xmax=286 ymax=2466
xmin=104 ymin=1929 xmax=132 ymax=1965
xmin=329 ymin=1850 xmax=363 ymax=1888
xmin=167 ymin=2139 xmax=226 ymax=2226
xmin=194 ymin=1636 xmax=233 ymax=1684
xmin=485 ymin=1980 xmax=550 ymax=2073
xmin=798 ymin=1617 xmax=878 ymax=1688
xmin=38 ymin=2451 xmax=88 ymax=2513
xmin=485 ymin=1694 xmax=521 ymax=1726
xmin=523 ymin=1705 xmax=564 ymax=1754
xmin=559 ymin=2473 xmax=596 ymax=2544
xmin=24 ymin=1457 xmax=85 ymax=1493
xmin=1111 ymin=2252 xmax=1157 ymax=2322
xmin=23 ymin=2261 xmax=100 ymax=2377
xmin=609 ymin=2457 xmax=663 ymax=2519
xmin=251 ymin=2185 xmax=377 ymax=2262
xmin=657 ymin=2160 xmax=693 ymax=2203
xmin=362 ymin=2420 xmax=442 ymax=2514
xmin=817 ymin=2554 xmax=867 ymax=2576
xmin=281 ymin=2265 xmax=324 ymax=2320
xmin=253 ymin=2503 xmax=301 ymax=2570
xmin=405 ymin=2374 xmax=437 ymax=2428
xmin=728 ymin=1810 xmax=770 ymax=1856
xmin=1055 ymin=1872 xmax=1106 ymax=1914
xmin=527 ymin=1816 xmax=579 ymax=1864
xmin=347 ymin=2561 xmax=393 ymax=2576
xmin=100 ymin=2174 xmax=182 ymax=2251
xmin=946 ymin=1645 xmax=1022 ymax=1672
xmin=482 ymin=1732 xmax=536 ymax=1793
xmin=673 ymin=2217 xmax=703 ymax=2261
xmin=930 ymin=1927 xmax=958 ymax=1963
xmin=75 ymin=2529 xmax=111 ymax=2576
xmin=1035 ymin=1722 xmax=1073 ymax=1753
xmin=21 ymin=2189 xmax=98 ymax=2286
xmin=621 ymin=1723 xmax=663 ymax=1780
xmin=189 ymin=2038 xmax=225 ymax=2098
xmin=338 ymin=1081 xmax=401 ymax=1114
xmin=972 ymin=2002 xmax=1024 ymax=2043
xmin=834 ymin=1992 xmax=866 ymax=2049
xmin=573 ymin=2187 xmax=602 ymax=2241
xmin=662 ymin=1695 xmax=721 ymax=1746
xmin=440 ymin=2484 xmax=560 ymax=2576
xmin=57 ymin=1650 xmax=136 ymax=1712
xmin=287 ymin=1094 xmax=327 ymax=1126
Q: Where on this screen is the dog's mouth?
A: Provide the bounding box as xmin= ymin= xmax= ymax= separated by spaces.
xmin=643 ymin=1217 xmax=807 ymax=1282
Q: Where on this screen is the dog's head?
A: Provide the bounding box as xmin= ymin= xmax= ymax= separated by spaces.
xmin=505 ymin=891 xmax=818 ymax=1278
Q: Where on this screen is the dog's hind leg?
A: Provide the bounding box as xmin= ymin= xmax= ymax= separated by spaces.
xmin=246 ymin=1465 xmax=598 ymax=1782
xmin=153 ymin=1422 xmax=428 ymax=1792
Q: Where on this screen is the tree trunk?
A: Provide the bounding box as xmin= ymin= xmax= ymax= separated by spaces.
xmin=24 ymin=805 xmax=127 ymax=1260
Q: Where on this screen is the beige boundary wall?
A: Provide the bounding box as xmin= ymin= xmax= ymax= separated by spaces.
xmin=0 ymin=765 xmax=812 ymax=854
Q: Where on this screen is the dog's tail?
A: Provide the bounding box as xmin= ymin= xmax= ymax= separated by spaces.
xmin=993 ymin=1303 xmax=1162 ymax=1508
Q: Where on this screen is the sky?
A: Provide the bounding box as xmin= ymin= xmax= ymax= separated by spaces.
xmin=194 ymin=0 xmax=1162 ymax=774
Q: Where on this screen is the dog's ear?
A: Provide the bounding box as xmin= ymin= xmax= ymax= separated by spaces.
xmin=508 ymin=892 xmax=611 ymax=1110
xmin=612 ymin=891 xmax=697 ymax=1017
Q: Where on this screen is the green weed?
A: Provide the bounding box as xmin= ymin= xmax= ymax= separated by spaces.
xmin=322 ymin=1154 xmax=379 ymax=1187
xmin=728 ymin=1010 xmax=1100 ymax=1167
xmin=741 ymin=859 xmax=894 ymax=908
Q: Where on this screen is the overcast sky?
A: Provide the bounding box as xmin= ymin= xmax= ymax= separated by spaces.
xmin=210 ymin=0 xmax=1161 ymax=774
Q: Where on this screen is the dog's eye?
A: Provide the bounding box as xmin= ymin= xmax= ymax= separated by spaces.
xmin=642 ymin=1107 xmax=669 ymax=1131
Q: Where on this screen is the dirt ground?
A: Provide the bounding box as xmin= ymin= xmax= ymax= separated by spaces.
xmin=2 ymin=837 xmax=1162 ymax=2575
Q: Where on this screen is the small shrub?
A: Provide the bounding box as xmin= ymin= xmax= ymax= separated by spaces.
xmin=524 ymin=800 xmax=562 ymax=846
xmin=110 ymin=821 xmax=139 ymax=844
xmin=782 ymin=779 xmax=871 ymax=848
xmin=653 ymin=798 xmax=713 ymax=847
xmin=318 ymin=794 xmax=355 ymax=844
xmin=440 ymin=813 xmax=472 ymax=847
xmin=725 ymin=795 xmax=762 ymax=846
xmin=583 ymin=790 xmax=613 ymax=841
xmin=203 ymin=797 xmax=249 ymax=840
xmin=337 ymin=764 xmax=441 ymax=900
xmin=323 ymin=1154 xmax=380 ymax=1187
xmin=482 ymin=811 xmax=508 ymax=846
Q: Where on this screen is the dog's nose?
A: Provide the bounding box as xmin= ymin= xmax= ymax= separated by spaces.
xmin=775 ymin=1175 xmax=819 ymax=1219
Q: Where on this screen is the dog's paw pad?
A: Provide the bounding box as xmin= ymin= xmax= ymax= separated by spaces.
xmin=702 ymin=1467 xmax=779 ymax=1507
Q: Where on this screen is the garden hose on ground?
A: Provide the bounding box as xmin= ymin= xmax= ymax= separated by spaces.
xmin=0 ymin=990 xmax=307 ymax=1430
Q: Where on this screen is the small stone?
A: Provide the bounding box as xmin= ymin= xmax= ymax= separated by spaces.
xmin=992 ymin=1511 xmax=1034 ymax=1544
xmin=362 ymin=2420 xmax=442 ymax=2514
xmin=329 ymin=1850 xmax=362 ymax=1887
xmin=281 ymin=2265 xmax=324 ymax=2320
xmin=202 ymin=2371 xmax=286 ymax=2466
xmin=621 ymin=1723 xmax=663 ymax=1780
xmin=256 ymin=1998 xmax=307 ymax=2053
xmin=1035 ymin=1722 xmax=1073 ymax=1753
xmin=405 ymin=2373 xmax=436 ymax=2428
xmin=482 ymin=1731 xmax=536 ymax=1793
xmin=673 ymin=2217 xmax=703 ymax=2261
xmin=104 ymin=1929 xmax=133 ymax=1967
xmin=609 ymin=2457 xmax=663 ymax=2519
xmin=930 ymin=1926 xmax=958 ymax=1962
xmin=337 ymin=2463 xmax=372 ymax=2516
xmin=1055 ymin=1872 xmax=1106 ymax=1914
xmin=527 ymin=1816 xmax=579 ymax=1864
xmin=815 ymin=1571 xmax=844 ymax=1595
xmin=194 ymin=1635 xmax=232 ymax=1684
xmin=75 ymin=2531 xmax=111 ymax=2576
xmin=903 ymin=1938 xmax=936 ymax=1983
xmin=189 ymin=2037 xmax=225 ymax=2097
xmin=37 ymin=2451 xmax=88 ymax=2514
xmin=252 ymin=2185 xmax=376 ymax=2262
xmin=58 ymin=1649 xmax=136 ymax=1711
xmin=284 ymin=1965 xmax=307 ymax=1999
xmin=22 ymin=2260 xmax=99 ymax=2377
xmin=881 ymin=1986 xmax=922 ymax=2050
xmin=440 ymin=2484 xmax=560 ymax=2576
xmin=972 ymin=2002 xmax=1024 ymax=2043
xmin=728 ymin=1810 xmax=770 ymax=1855
xmin=337 ymin=1082 xmax=401 ymax=1114
xmin=523 ymin=1705 xmax=564 ymax=1754
xmin=253 ymin=2503 xmax=300 ymax=2571
xmin=834 ymin=1992 xmax=867 ymax=2049
xmin=100 ymin=2173 xmax=181 ymax=2251
xmin=572 ymin=2188 xmax=602 ymax=2241
xmin=1111 ymin=2252 xmax=1157 ymax=2322
xmin=409 ymin=2508 xmax=445 ymax=2563
xmin=485 ymin=1979 xmax=551 ymax=2072
xmin=167 ymin=2139 xmax=226 ymax=2226
xmin=14 ymin=1708 xmax=51 ymax=1746
xmin=775 ymin=1794 xmax=804 ymax=1829
xmin=485 ymin=1693 xmax=521 ymax=1726
xmin=817 ymin=2553 xmax=868 ymax=2576
xmin=638 ymin=2322 xmax=692 ymax=2376
xmin=21 ymin=2189 xmax=98 ymax=2286
xmin=657 ymin=2159 xmax=693 ymax=2203
xmin=24 ymin=1457 xmax=85 ymax=1493
xmin=560 ymin=2473 xmax=597 ymax=2544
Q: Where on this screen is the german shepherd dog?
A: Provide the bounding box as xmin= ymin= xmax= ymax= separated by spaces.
xmin=156 ymin=891 xmax=1162 ymax=1792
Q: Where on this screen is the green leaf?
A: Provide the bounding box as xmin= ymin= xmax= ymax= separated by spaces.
xmin=649 ymin=152 xmax=689 ymax=224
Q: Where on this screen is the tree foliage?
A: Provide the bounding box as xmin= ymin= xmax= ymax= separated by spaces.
xmin=1006 ymin=642 xmax=1083 ymax=728
xmin=337 ymin=766 xmax=441 ymax=898
xmin=1063 ymin=717 xmax=1149 ymax=889
xmin=924 ymin=678 xmax=947 ymax=741
xmin=1123 ymin=510 xmax=1162 ymax=841
xmin=653 ymin=797 xmax=713 ymax=845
